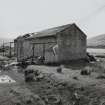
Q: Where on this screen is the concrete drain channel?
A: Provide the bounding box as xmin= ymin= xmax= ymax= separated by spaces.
xmin=0 ymin=75 xmax=16 ymax=83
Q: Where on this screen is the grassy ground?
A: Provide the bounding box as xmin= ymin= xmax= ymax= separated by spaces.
xmin=1 ymin=54 xmax=105 ymax=105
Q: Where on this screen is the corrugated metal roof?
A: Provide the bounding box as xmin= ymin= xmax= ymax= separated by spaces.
xmin=29 ymin=23 xmax=73 ymax=38
xmin=15 ymin=23 xmax=86 ymax=40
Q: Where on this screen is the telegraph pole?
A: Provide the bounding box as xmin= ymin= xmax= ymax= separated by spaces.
xmin=9 ymin=42 xmax=12 ymax=58
xmin=32 ymin=43 xmax=35 ymax=62
xmin=2 ymin=41 xmax=4 ymax=56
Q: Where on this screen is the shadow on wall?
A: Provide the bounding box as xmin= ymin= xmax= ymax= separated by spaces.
xmin=63 ymin=59 xmax=89 ymax=70
xmin=45 ymin=59 xmax=89 ymax=70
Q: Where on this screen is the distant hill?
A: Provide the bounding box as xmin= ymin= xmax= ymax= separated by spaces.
xmin=87 ymin=34 xmax=105 ymax=48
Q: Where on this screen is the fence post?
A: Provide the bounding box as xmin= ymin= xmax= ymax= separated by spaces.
xmin=43 ymin=43 xmax=45 ymax=60
xmin=3 ymin=41 xmax=4 ymax=56
xmin=9 ymin=42 xmax=12 ymax=58
xmin=32 ymin=43 xmax=35 ymax=62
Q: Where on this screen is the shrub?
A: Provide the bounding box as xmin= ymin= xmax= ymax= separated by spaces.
xmin=96 ymin=74 xmax=105 ymax=79
xmin=73 ymin=76 xmax=79 ymax=80
xmin=56 ymin=67 xmax=62 ymax=73
xmin=80 ymin=66 xmax=92 ymax=75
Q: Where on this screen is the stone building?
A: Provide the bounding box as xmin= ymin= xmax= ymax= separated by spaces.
xmin=14 ymin=23 xmax=87 ymax=63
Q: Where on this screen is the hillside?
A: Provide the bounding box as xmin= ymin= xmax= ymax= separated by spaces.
xmin=87 ymin=34 xmax=105 ymax=48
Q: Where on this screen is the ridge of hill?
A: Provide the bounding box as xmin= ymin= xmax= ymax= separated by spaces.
xmin=87 ymin=34 xmax=105 ymax=48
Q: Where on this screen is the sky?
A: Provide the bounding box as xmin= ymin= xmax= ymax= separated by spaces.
xmin=0 ymin=0 xmax=105 ymax=39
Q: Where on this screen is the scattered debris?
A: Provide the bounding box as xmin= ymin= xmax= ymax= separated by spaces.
xmin=81 ymin=66 xmax=92 ymax=75
xmin=56 ymin=66 xmax=62 ymax=73
xmin=71 ymin=91 xmax=81 ymax=105
xmin=4 ymin=62 xmax=18 ymax=71
xmin=24 ymin=67 xmax=44 ymax=82
xmin=78 ymin=86 xmax=85 ymax=91
xmin=44 ymin=95 xmax=62 ymax=105
xmin=73 ymin=76 xmax=79 ymax=80
xmin=24 ymin=69 xmax=35 ymax=82
xmin=0 ymin=75 xmax=16 ymax=83
xmin=37 ymin=56 xmax=45 ymax=64
xmin=87 ymin=52 xmax=96 ymax=62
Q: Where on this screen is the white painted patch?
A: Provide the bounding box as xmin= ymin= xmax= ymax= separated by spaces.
xmin=0 ymin=75 xmax=16 ymax=83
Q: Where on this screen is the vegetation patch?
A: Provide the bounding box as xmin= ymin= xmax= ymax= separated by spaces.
xmin=80 ymin=66 xmax=92 ymax=75
xmin=96 ymin=74 xmax=105 ymax=79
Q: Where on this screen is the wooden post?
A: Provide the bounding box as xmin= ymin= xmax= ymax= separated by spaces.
xmin=32 ymin=43 xmax=35 ymax=62
xmin=43 ymin=43 xmax=45 ymax=60
xmin=16 ymin=42 xmax=18 ymax=61
xmin=2 ymin=41 xmax=4 ymax=56
xmin=9 ymin=42 xmax=12 ymax=58
xmin=13 ymin=42 xmax=15 ymax=56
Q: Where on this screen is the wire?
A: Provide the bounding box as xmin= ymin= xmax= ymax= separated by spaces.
xmin=78 ymin=3 xmax=105 ymax=23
